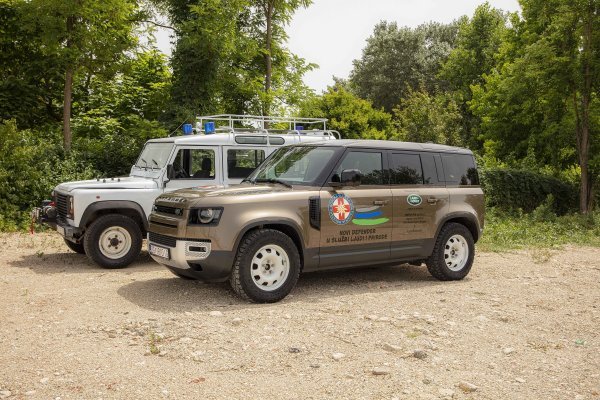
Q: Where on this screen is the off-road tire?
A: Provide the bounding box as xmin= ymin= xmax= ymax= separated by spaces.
xmin=230 ymin=229 xmax=301 ymax=303
xmin=426 ymin=222 xmax=474 ymax=281
xmin=84 ymin=214 xmax=143 ymax=269
xmin=64 ymin=238 xmax=85 ymax=254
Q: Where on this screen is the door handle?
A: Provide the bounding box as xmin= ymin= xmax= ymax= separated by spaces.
xmin=427 ymin=197 xmax=439 ymax=204
xmin=373 ymin=200 xmax=389 ymax=206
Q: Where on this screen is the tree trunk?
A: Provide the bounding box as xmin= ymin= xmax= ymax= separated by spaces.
xmin=577 ymin=3 xmax=594 ymax=214
xmin=263 ymin=0 xmax=274 ymax=123
xmin=63 ymin=66 xmax=73 ymax=152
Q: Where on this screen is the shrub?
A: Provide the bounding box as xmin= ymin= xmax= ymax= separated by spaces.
xmin=480 ymin=168 xmax=578 ymax=215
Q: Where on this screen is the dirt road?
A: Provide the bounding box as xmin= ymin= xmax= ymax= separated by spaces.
xmin=1 ymin=233 xmax=599 ymax=399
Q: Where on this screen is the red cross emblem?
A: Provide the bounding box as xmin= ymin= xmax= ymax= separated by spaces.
xmin=328 ymin=194 xmax=354 ymax=224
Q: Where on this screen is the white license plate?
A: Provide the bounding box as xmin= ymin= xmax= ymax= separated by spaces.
xmin=149 ymin=243 xmax=170 ymax=259
xmin=56 ymin=225 xmax=65 ymax=236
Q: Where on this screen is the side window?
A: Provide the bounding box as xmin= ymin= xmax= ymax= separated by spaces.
xmin=172 ymin=148 xmax=215 ymax=179
xmin=420 ymin=153 xmax=440 ymax=185
xmin=390 ymin=153 xmax=423 ymax=185
xmin=441 ymin=154 xmax=479 ymax=185
xmin=336 ymin=151 xmax=384 ymax=185
xmin=228 ymin=149 xmax=265 ymax=179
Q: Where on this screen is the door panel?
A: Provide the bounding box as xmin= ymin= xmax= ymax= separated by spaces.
xmin=319 ymin=187 xmax=393 ymax=267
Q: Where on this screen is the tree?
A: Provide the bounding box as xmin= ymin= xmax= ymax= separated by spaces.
xmin=392 ymin=88 xmax=463 ymax=146
xmin=471 ymin=0 xmax=599 ymax=213
xmin=299 ymin=84 xmax=394 ymax=140
xmin=438 ymin=3 xmax=509 ymax=148
xmin=349 ymin=21 xmax=459 ymax=112
xmin=24 ymin=0 xmax=140 ymax=152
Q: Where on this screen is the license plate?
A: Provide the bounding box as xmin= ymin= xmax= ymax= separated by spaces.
xmin=56 ymin=225 xmax=65 ymax=236
xmin=149 ymin=243 xmax=170 ymax=259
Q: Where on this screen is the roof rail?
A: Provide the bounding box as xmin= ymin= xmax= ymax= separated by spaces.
xmin=196 ymin=114 xmax=328 ymax=133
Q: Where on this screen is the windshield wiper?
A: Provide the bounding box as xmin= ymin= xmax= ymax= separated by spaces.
xmin=151 ymin=159 xmax=159 ymax=169
xmin=139 ymin=158 xmax=148 ymax=170
xmin=254 ymin=178 xmax=292 ymax=188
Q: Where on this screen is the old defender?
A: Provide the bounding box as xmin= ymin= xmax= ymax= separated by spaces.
xmin=147 ymin=140 xmax=484 ymax=302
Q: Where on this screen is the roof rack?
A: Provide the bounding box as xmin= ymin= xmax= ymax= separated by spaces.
xmin=197 ymin=114 xmax=328 ymax=132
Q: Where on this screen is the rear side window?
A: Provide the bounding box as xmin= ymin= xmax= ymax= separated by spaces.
xmin=227 ymin=149 xmax=265 ymax=179
xmin=390 ymin=153 xmax=423 ymax=184
xmin=441 ymin=154 xmax=479 ymax=185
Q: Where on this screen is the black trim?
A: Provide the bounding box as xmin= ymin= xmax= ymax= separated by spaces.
xmin=434 ymin=212 xmax=481 ymax=242
xmin=164 ymin=251 xmax=234 ymax=282
xmin=309 ymin=196 xmax=320 ymax=230
xmin=80 ymin=201 xmax=148 ymax=229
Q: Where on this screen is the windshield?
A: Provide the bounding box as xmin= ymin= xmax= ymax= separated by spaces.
xmin=248 ymin=146 xmax=337 ymax=186
xmin=134 ymin=142 xmax=174 ymax=170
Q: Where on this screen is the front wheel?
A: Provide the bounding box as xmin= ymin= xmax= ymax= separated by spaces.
xmin=230 ymin=229 xmax=301 ymax=303
xmin=84 ymin=214 xmax=143 ymax=269
xmin=64 ymin=238 xmax=85 ymax=254
xmin=426 ymin=223 xmax=475 ymax=281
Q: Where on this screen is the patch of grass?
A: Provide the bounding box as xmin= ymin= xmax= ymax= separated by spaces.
xmin=148 ymin=331 xmax=163 ymax=355
xmin=478 ymin=208 xmax=600 ymax=252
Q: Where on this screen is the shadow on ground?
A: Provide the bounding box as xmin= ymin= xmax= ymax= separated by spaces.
xmin=8 ymin=250 xmax=164 ymax=274
xmin=116 ymin=264 xmax=460 ymax=312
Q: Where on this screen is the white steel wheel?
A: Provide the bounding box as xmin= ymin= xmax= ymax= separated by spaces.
xmin=98 ymin=226 xmax=132 ymax=260
xmin=250 ymin=244 xmax=290 ymax=291
xmin=444 ymin=234 xmax=469 ymax=271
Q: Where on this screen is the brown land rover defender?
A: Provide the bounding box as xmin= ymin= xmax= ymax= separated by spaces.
xmin=147 ymin=140 xmax=484 ymax=303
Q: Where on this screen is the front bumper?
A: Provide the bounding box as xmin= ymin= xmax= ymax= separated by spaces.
xmin=148 ymin=235 xmax=234 ymax=282
xmin=31 ymin=205 xmax=82 ymax=243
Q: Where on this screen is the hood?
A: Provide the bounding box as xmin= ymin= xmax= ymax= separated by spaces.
xmin=56 ymin=176 xmax=158 ymax=193
xmin=156 ymin=183 xmax=290 ymax=206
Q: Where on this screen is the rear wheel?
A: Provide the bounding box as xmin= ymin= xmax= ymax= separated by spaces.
xmin=230 ymin=229 xmax=301 ymax=303
xmin=84 ymin=214 xmax=143 ymax=269
xmin=426 ymin=223 xmax=474 ymax=281
xmin=64 ymin=238 xmax=85 ymax=254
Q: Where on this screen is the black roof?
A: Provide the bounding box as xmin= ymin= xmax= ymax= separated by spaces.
xmin=298 ymin=139 xmax=473 ymax=155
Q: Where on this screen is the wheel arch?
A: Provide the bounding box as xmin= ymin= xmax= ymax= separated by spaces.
xmin=234 ymin=219 xmax=306 ymax=269
xmin=80 ymin=201 xmax=148 ymax=233
xmin=435 ymin=212 xmax=481 ymax=243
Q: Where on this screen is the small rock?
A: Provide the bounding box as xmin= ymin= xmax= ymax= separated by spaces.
xmin=25 ymin=391 xmax=36 ymax=396
xmin=515 ymin=377 xmax=526 ymax=383
xmin=209 ymin=311 xmax=223 ymax=317
xmin=231 ymin=318 xmax=243 ymax=326
xmin=378 ymin=317 xmax=391 ymax=322
xmin=503 ymin=347 xmax=515 ymax=355
xmin=458 ymin=381 xmax=478 ymax=393
xmin=422 ymin=378 xmax=432 ymax=385
xmin=412 ymin=349 xmax=428 ymax=359
xmin=288 ymin=347 xmax=301 ymax=353
xmin=179 ymin=337 xmax=193 ymax=344
xmin=161 ymin=389 xmax=169 ymax=397
xmin=371 ymin=367 xmax=391 ymax=376
xmin=158 ymin=350 xmax=168 ymax=357
xmin=383 ymin=343 xmax=402 ymax=353
xmin=309 ymin=363 xmax=320 ymax=368
xmin=284 ymin=314 xmax=292 ymax=319
xmin=184 ymin=311 xmax=192 ymax=316
xmin=475 ymin=315 xmax=490 ymax=322
xmin=40 ymin=377 xmax=49 ymax=384
xmin=365 ymin=315 xmax=379 ymax=321
xmin=0 ymin=390 xmax=12 ymax=399
xmin=438 ymin=388 xmax=454 ymax=398
xmin=332 ymin=352 xmax=345 ymax=361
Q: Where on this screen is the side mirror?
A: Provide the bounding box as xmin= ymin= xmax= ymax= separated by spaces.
xmin=166 ymin=164 xmax=175 ymax=180
xmin=330 ymin=169 xmax=362 ymax=187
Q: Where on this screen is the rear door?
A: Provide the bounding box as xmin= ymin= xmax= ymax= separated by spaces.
xmin=390 ymin=151 xmax=448 ymax=259
xmin=223 ymin=147 xmax=267 ymax=186
xmin=319 ymin=149 xmax=392 ymax=268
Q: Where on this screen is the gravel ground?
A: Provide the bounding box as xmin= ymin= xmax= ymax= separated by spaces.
xmin=1 ymin=232 xmax=599 ymax=400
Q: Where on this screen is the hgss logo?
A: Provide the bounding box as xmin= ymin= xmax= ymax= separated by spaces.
xmin=328 ymin=194 xmax=354 ymax=225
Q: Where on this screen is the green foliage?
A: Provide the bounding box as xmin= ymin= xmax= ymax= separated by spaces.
xmin=0 ymin=121 xmax=97 ymax=230
xmin=392 ymin=89 xmax=463 ymax=146
xmin=480 ymin=168 xmax=578 ymax=215
xmin=479 ymin=208 xmax=600 ymax=251
xmin=299 ymin=84 xmax=394 ymax=139
xmin=349 ymin=21 xmax=459 ymax=112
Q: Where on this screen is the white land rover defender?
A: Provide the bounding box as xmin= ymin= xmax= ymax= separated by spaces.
xmin=32 ymin=115 xmax=338 ymax=269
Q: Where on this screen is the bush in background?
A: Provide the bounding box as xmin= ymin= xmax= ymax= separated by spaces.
xmin=480 ymin=168 xmax=578 ymax=215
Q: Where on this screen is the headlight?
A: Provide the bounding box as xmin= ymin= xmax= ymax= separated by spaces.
xmin=189 ymin=207 xmax=223 ymax=225
xmin=67 ymin=196 xmax=74 ymax=219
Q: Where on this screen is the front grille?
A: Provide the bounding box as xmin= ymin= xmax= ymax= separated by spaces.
xmin=55 ymin=193 xmax=69 ymax=219
xmin=154 ymin=205 xmax=183 ymax=216
xmin=148 ymin=232 xmax=177 ymax=248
